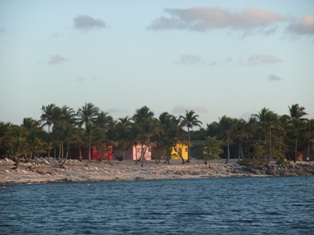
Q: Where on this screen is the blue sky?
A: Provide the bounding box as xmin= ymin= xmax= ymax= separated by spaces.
xmin=1 ymin=0 xmax=313 ymax=126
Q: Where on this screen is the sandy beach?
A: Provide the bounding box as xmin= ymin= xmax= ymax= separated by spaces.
xmin=0 ymin=158 xmax=313 ymax=185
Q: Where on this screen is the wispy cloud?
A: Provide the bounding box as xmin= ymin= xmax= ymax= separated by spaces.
xmin=176 ymin=54 xmax=203 ymax=64
xmin=75 ymin=76 xmax=98 ymax=82
xmin=148 ymin=7 xmax=289 ymax=34
xmin=74 ymin=15 xmax=106 ymax=30
xmin=287 ymin=15 xmax=314 ymax=35
xmin=247 ymin=54 xmax=283 ymax=65
xmin=48 ymin=54 xmax=67 ymax=64
xmin=172 ymin=105 xmax=208 ymax=114
xmin=267 ymin=74 xmax=282 ymax=81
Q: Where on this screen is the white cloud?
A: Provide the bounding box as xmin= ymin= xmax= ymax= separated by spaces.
xmin=172 ymin=105 xmax=186 ymax=114
xmin=48 ymin=54 xmax=67 ymax=64
xmin=74 ymin=15 xmax=106 ymax=29
xmin=76 ymin=76 xmax=85 ymax=82
xmin=287 ymin=15 xmax=314 ymax=35
xmin=75 ymin=76 xmax=99 ymax=82
xmin=176 ymin=54 xmax=203 ymax=64
xmin=187 ymin=105 xmax=208 ymax=113
xmin=148 ymin=7 xmax=289 ymax=33
xmin=247 ymin=54 xmax=283 ymax=65
xmin=267 ymin=74 xmax=282 ymax=81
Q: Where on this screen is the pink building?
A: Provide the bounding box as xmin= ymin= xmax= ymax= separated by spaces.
xmin=124 ymin=144 xmax=152 ymax=161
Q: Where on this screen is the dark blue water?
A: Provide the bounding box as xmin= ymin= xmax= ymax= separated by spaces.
xmin=1 ymin=177 xmax=314 ymax=235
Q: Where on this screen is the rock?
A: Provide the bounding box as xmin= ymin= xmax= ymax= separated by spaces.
xmin=5 ymin=158 xmax=14 ymax=164
xmin=135 ymin=176 xmax=145 ymax=180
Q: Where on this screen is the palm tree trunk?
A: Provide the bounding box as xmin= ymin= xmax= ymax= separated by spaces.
xmin=60 ymin=143 xmax=69 ymax=166
xmin=135 ymin=144 xmax=138 ymax=164
xmin=307 ymin=140 xmax=310 ymax=163
xmin=121 ymin=141 xmax=125 ymax=161
xmin=226 ymin=134 xmax=230 ymax=164
xmin=294 ymin=130 xmax=298 ymax=163
xmin=15 ymin=155 xmax=21 ymax=170
xmin=269 ymin=128 xmax=272 ymax=163
xmin=141 ymin=143 xmax=148 ymax=167
xmin=79 ymin=144 xmax=82 ymax=162
xmin=174 ymin=146 xmax=185 ymax=164
xmin=187 ymin=127 xmax=191 ymax=163
xmin=86 ymin=140 xmax=92 ymax=166
xmin=34 ymin=154 xmax=38 ymax=166
xmin=238 ymin=141 xmax=241 ymax=162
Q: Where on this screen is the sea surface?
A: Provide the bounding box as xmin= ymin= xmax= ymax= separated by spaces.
xmin=1 ymin=176 xmax=314 ymax=235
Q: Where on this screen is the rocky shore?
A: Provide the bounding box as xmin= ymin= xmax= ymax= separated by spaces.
xmin=0 ymin=158 xmax=313 ymax=185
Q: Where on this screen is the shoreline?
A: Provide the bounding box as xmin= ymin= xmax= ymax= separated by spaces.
xmin=1 ymin=158 xmax=313 ymax=186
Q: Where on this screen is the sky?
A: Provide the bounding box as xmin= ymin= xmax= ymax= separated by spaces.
xmin=1 ymin=0 xmax=314 ymax=127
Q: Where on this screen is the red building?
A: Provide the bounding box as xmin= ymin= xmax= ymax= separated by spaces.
xmin=71 ymin=143 xmax=115 ymax=160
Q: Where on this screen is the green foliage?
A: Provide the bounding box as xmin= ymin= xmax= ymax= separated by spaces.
xmin=200 ymin=137 xmax=223 ymax=162
xmin=1 ymin=102 xmax=313 ymax=166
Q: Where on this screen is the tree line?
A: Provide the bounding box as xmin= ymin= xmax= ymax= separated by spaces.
xmin=0 ymin=103 xmax=313 ymax=169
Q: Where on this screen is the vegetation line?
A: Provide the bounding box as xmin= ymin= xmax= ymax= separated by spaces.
xmin=0 ymin=103 xmax=313 ymax=169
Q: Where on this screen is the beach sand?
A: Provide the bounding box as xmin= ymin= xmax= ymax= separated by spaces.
xmin=0 ymin=158 xmax=313 ymax=185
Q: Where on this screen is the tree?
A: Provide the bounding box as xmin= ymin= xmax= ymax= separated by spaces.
xmin=180 ymin=110 xmax=202 ymax=163
xmin=77 ymin=102 xmax=99 ymax=130
xmin=0 ymin=122 xmax=13 ymax=158
xmin=114 ymin=117 xmax=132 ymax=161
xmin=21 ymin=118 xmax=44 ymax=164
xmin=6 ymin=125 xmax=29 ymax=169
xmin=84 ymin=122 xmax=105 ymax=166
xmin=304 ymin=119 xmax=314 ymax=161
xmin=95 ymin=111 xmax=114 ymax=164
xmin=154 ymin=112 xmax=173 ymax=164
xmin=132 ymin=106 xmax=155 ymax=167
xmin=201 ymin=136 xmax=223 ymax=167
xmin=212 ymin=115 xmax=236 ymax=164
xmin=164 ymin=114 xmax=186 ymax=164
xmin=252 ymin=107 xmax=279 ymax=163
xmin=233 ymin=118 xmax=252 ymax=162
xmin=41 ymin=104 xmax=60 ymax=133
xmin=288 ymin=104 xmax=308 ymax=162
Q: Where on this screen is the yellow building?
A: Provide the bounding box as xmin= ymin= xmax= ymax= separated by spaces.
xmin=171 ymin=142 xmax=189 ymax=160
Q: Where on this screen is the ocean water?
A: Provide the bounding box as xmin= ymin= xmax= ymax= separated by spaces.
xmin=1 ymin=176 xmax=314 ymax=235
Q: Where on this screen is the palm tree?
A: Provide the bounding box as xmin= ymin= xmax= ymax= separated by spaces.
xmin=233 ymin=118 xmax=252 ymax=162
xmin=165 ymin=114 xmax=186 ymax=164
xmin=180 ymin=110 xmax=202 ymax=163
xmin=41 ymin=104 xmax=63 ymax=160
xmin=252 ymin=107 xmax=279 ymax=162
xmin=84 ymin=122 xmax=105 ymax=166
xmin=41 ymin=104 xmax=60 ymax=133
xmin=155 ymin=112 xmax=173 ymax=163
xmin=278 ymin=114 xmax=291 ymax=160
xmin=212 ymin=115 xmax=236 ymax=164
xmin=95 ymin=111 xmax=114 ymax=163
xmin=7 ymin=125 xmax=29 ymax=169
xmin=77 ymin=102 xmax=99 ymax=130
xmin=304 ymin=119 xmax=314 ymax=161
xmin=132 ymin=106 xmax=155 ymax=166
xmin=77 ymin=103 xmax=100 ymax=165
xmin=114 ymin=116 xmax=132 ymax=160
xmin=0 ymin=122 xmax=13 ymax=157
xmin=61 ymin=105 xmax=77 ymax=126
xmin=21 ymin=118 xmax=43 ymax=163
xmin=288 ymin=104 xmax=308 ymax=162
